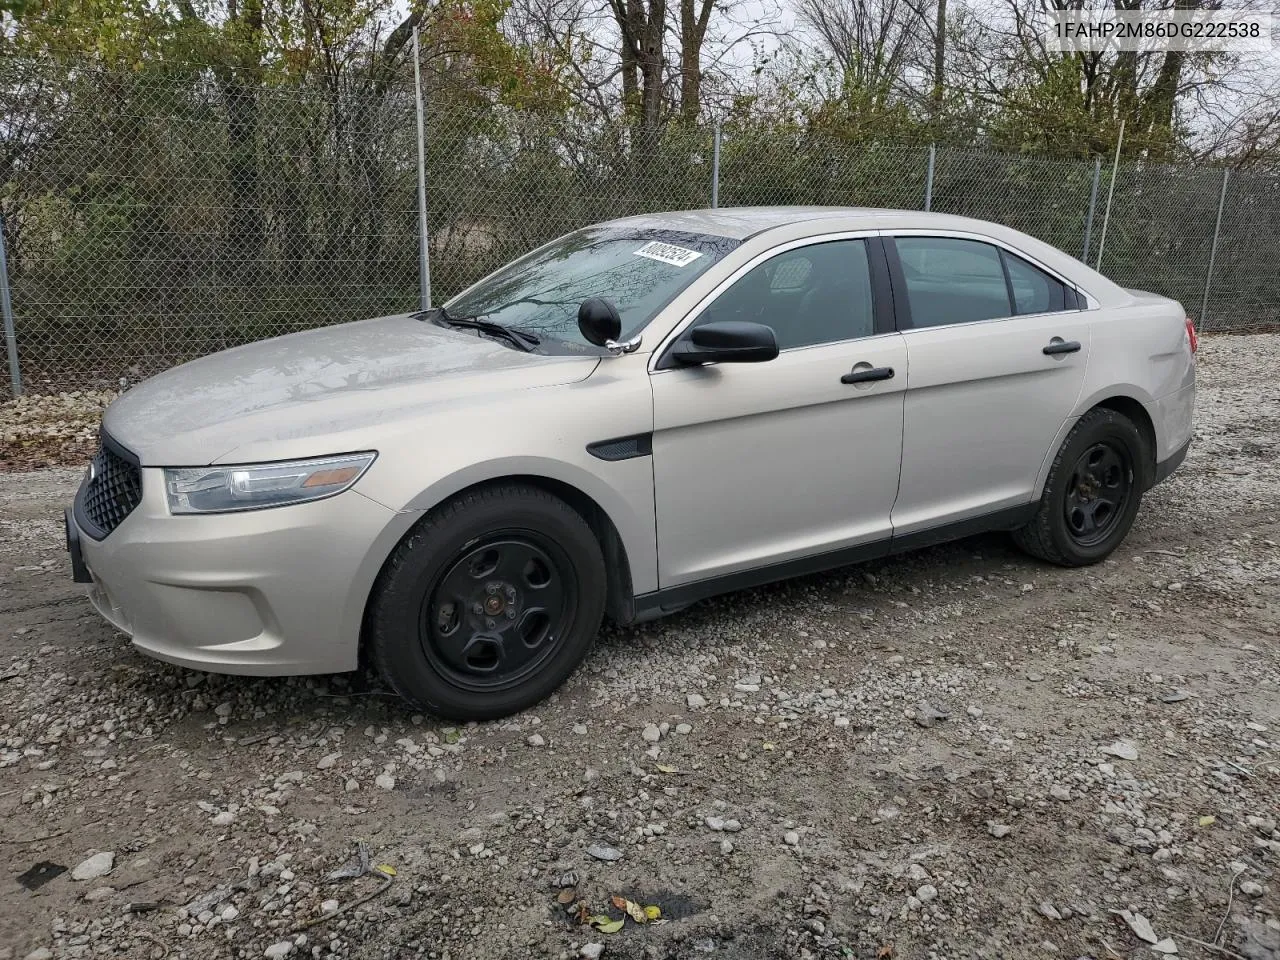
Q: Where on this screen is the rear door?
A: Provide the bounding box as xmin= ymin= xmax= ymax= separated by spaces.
xmin=886 ymin=233 xmax=1093 ymax=537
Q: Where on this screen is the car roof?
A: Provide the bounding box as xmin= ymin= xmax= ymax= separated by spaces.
xmin=600 ymin=206 xmax=996 ymax=240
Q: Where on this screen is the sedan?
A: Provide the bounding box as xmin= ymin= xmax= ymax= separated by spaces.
xmin=67 ymin=207 xmax=1197 ymax=719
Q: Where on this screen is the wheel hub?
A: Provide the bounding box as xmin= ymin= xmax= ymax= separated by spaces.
xmin=1063 ymin=440 xmax=1131 ymax=547
xmin=422 ymin=536 xmax=573 ymax=692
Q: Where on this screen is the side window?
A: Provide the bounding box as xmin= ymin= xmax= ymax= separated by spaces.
xmin=1001 ymin=251 xmax=1068 ymax=315
xmin=693 ymin=240 xmax=875 ymax=350
xmin=895 ymin=237 xmax=1011 ymax=328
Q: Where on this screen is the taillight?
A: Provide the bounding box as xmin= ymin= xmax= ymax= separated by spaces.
xmin=1185 ymin=317 xmax=1198 ymax=354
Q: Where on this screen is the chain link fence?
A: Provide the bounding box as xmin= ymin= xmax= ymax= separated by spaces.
xmin=3 ymin=54 xmax=1279 ymax=398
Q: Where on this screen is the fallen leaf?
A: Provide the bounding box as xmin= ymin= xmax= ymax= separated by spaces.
xmin=574 ymin=902 xmax=590 ymax=923
xmin=609 ymin=895 xmax=647 ymax=923
xmin=374 ymin=864 xmax=397 ymax=877
xmin=762 ymin=742 xmax=776 ymax=751
xmin=655 ymin=763 xmax=678 ymax=774
xmin=643 ymin=904 xmax=661 ymax=920
xmin=877 ymin=944 xmax=895 ymax=959
xmin=556 ymin=889 xmax=577 ymax=905
xmin=589 ymin=917 xmax=625 ymax=934
xmin=1198 ymin=815 xmax=1215 ymax=827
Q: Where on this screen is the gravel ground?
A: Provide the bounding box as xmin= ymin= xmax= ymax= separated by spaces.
xmin=0 ymin=392 xmax=116 ymax=471
xmin=1 ymin=336 xmax=1278 ymax=960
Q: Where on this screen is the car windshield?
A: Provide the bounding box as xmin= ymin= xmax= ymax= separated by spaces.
xmin=445 ymin=227 xmax=740 ymax=352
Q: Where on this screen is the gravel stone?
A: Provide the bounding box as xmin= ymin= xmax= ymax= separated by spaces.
xmin=1100 ymin=739 xmax=1140 ymax=761
xmin=71 ymin=851 xmax=114 ymax=881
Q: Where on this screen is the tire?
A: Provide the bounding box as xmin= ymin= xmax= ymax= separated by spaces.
xmin=1013 ymin=408 xmax=1148 ymax=567
xmin=367 ymin=483 xmax=607 ymax=720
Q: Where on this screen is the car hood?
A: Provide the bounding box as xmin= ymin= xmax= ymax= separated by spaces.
xmin=103 ymin=314 xmax=600 ymax=465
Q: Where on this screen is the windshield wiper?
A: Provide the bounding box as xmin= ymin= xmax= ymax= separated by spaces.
xmin=416 ymin=306 xmax=540 ymax=353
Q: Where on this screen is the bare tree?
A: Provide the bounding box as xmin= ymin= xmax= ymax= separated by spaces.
xmin=794 ymin=0 xmax=926 ymax=106
xmin=609 ymin=0 xmax=666 ymax=136
xmin=678 ymin=0 xmax=714 ymax=121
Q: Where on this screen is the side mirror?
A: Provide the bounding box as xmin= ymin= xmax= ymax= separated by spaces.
xmin=672 ymin=321 xmax=779 ymax=365
xmin=578 ymin=297 xmax=622 ymax=347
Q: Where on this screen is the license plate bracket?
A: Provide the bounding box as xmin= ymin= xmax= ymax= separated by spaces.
xmin=65 ymin=507 xmax=93 ymax=583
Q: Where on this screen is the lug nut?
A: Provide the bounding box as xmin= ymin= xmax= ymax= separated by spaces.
xmin=472 ymin=603 xmax=483 ymax=615
xmin=505 ymin=609 xmax=516 ymax=619
xmin=485 ymin=618 xmax=496 ymax=630
xmin=486 ymin=583 xmax=498 ymax=595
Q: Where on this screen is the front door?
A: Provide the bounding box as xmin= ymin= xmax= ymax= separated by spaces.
xmin=650 ymin=237 xmax=907 ymax=588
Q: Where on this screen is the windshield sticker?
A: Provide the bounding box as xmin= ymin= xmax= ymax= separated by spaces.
xmin=633 ymin=241 xmax=704 ymax=267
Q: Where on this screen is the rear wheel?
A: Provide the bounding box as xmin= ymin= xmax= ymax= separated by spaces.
xmin=368 ymin=484 xmax=606 ymax=720
xmin=1013 ymin=408 xmax=1147 ymax=566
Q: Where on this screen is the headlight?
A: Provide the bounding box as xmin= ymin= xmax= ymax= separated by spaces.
xmin=164 ymin=452 xmax=376 ymax=514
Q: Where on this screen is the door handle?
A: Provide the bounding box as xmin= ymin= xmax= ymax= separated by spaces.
xmin=841 ymin=366 xmax=895 ymax=384
xmin=1043 ymin=339 xmax=1081 ymax=356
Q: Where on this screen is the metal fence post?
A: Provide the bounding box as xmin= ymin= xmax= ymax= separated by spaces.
xmin=1095 ymin=118 xmax=1125 ymax=273
xmin=1081 ymin=157 xmax=1101 ymax=262
xmin=412 ymin=26 xmax=432 ymax=311
xmin=924 ymin=144 xmax=936 ymax=211
xmin=1199 ymin=168 xmax=1230 ymax=334
xmin=0 ymin=213 xmax=20 ymax=398
xmin=711 ymin=122 xmax=721 ymax=209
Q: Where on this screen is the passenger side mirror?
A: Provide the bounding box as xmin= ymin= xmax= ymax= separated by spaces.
xmin=577 ymin=297 xmax=622 ymax=347
xmin=672 ymin=321 xmax=779 ymax=365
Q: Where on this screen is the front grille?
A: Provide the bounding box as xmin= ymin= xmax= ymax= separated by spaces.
xmin=80 ymin=436 xmax=142 ymax=538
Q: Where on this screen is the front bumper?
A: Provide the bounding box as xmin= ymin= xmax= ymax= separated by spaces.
xmin=67 ymin=467 xmax=405 ymax=676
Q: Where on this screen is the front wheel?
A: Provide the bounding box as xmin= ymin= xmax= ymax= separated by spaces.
xmin=1013 ymin=408 xmax=1147 ymax=567
xmin=367 ymin=484 xmax=606 ymax=720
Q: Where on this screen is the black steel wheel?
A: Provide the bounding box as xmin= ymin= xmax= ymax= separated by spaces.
xmin=1014 ymin=407 xmax=1149 ymax=567
xmin=368 ymin=484 xmax=607 ymax=720
xmin=422 ymin=534 xmax=577 ymax=692
xmin=1062 ymin=441 xmax=1132 ymax=547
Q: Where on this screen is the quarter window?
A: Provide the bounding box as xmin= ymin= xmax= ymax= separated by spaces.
xmin=1002 ymin=251 xmax=1068 ymax=314
xmin=693 ymin=240 xmax=875 ymax=350
xmin=895 ymin=237 xmax=1010 ymax=328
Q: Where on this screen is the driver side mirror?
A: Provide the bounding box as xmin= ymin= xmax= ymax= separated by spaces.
xmin=671 ymin=321 xmax=779 ymax=366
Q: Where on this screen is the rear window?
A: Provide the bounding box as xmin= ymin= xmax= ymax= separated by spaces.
xmin=896 ymin=237 xmax=1011 ymax=327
